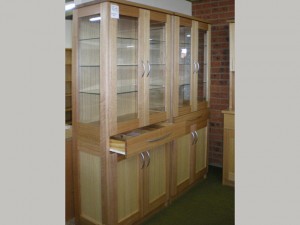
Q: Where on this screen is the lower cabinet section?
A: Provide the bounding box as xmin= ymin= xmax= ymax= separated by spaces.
xmin=117 ymin=144 xmax=169 ymax=225
xmin=79 ymin=151 xmax=103 ymax=225
xmin=222 ymin=111 xmax=235 ymax=186
xmin=171 ymin=125 xmax=208 ymax=198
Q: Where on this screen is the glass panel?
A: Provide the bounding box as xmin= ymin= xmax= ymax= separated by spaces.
xmin=78 ymin=14 xmax=100 ymax=124
xmin=179 ymin=26 xmax=191 ymax=107
xmin=197 ymin=29 xmax=207 ymax=102
xmin=149 ymin=20 xmax=166 ymax=113
xmin=117 ymin=16 xmax=138 ymax=122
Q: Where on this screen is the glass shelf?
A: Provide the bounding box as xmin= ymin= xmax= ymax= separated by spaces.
xmin=79 ymin=65 xmax=100 ymax=67
xmin=79 ymin=37 xmax=100 ymax=41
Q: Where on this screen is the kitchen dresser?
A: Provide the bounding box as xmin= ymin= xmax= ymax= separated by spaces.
xmin=222 ymin=20 xmax=235 ymax=187
xmin=71 ymin=1 xmax=211 ymax=224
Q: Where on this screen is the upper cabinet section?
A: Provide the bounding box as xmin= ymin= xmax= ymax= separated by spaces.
xmin=229 ymin=22 xmax=235 ymax=72
xmin=109 ymin=4 xmax=172 ymax=135
xmin=172 ymin=15 xmax=210 ymax=117
xmin=72 ymin=1 xmax=210 ymax=142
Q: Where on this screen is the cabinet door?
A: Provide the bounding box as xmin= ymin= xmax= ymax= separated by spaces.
xmin=193 ymin=127 xmax=208 ymax=180
xmin=143 ymin=145 xmax=169 ymax=215
xmin=174 ymin=133 xmax=193 ymax=194
xmin=173 ymin=17 xmax=193 ymax=117
xmin=117 ymin=155 xmax=142 ymax=225
xmin=192 ymin=22 xmax=210 ymax=111
xmin=74 ymin=6 xmax=102 ymax=145
xmin=109 ymin=4 xmax=142 ymax=135
xmin=144 ymin=11 xmax=171 ymax=125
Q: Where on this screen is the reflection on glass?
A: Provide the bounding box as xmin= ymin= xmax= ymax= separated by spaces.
xmin=117 ymin=16 xmax=138 ymax=122
xmin=149 ymin=20 xmax=166 ymax=112
xmin=78 ymin=14 xmax=100 ymax=123
xmin=179 ymin=26 xmax=191 ymax=107
xmin=197 ymin=29 xmax=207 ymax=102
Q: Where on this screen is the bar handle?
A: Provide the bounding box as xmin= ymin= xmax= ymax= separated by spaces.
xmin=146 ymin=151 xmax=151 ymax=167
xmin=147 ymin=132 xmax=171 ymax=143
xmin=141 ymin=60 xmax=145 ymax=77
xmin=140 ymin=152 xmax=145 ymax=169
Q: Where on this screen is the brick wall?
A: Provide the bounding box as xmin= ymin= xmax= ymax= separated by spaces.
xmin=192 ymin=0 xmax=234 ymax=167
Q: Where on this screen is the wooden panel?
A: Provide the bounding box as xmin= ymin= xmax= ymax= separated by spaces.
xmin=79 ymin=151 xmax=102 ymax=224
xmin=180 ymin=17 xmax=192 ymax=27
xmin=78 ymin=4 xmax=101 ymax=18
xmin=172 ymin=16 xmax=180 ymax=117
xmin=223 ymin=128 xmax=235 ymax=186
xmin=229 ymin=22 xmax=235 ymax=72
xmin=117 ymin=155 xmax=140 ymax=223
xmin=224 ymin=113 xmax=234 ymax=129
xmin=150 ymin=11 xmax=166 ymax=22
xmin=176 ymin=134 xmax=191 ymax=185
xmin=66 ymin=139 xmax=75 ymax=221
xmin=119 ymin=4 xmax=139 ymax=17
xmin=148 ymin=146 xmax=166 ymax=203
xmin=195 ymin=127 xmax=207 ymax=174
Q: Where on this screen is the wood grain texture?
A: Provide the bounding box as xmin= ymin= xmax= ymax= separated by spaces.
xmin=117 ymin=155 xmax=140 ymax=223
xmin=195 ymin=127 xmax=207 ymax=174
xmin=66 ymin=139 xmax=75 ymax=221
xmin=176 ymin=134 xmax=191 ymax=186
xmin=79 ymin=151 xmax=102 ymax=224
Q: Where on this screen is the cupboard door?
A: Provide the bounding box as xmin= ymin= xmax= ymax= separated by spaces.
xmin=109 ymin=4 xmax=142 ymax=135
xmin=194 ymin=127 xmax=208 ymax=179
xmin=117 ymin=155 xmax=141 ymax=225
xmin=193 ymin=23 xmax=209 ymax=111
xmin=143 ymin=145 xmax=169 ymax=215
xmin=174 ymin=133 xmax=192 ymax=193
xmin=79 ymin=151 xmax=103 ymax=225
xmin=145 ymin=12 xmax=171 ymax=125
xmin=173 ymin=17 xmax=193 ymax=117
xmin=75 ymin=8 xmax=102 ymax=145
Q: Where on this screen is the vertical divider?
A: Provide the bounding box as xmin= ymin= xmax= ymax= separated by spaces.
xmin=143 ymin=10 xmax=150 ymax=126
xmin=191 ymin=21 xmax=198 ymax=112
xmin=205 ymin=25 xmax=211 ymax=107
xmin=138 ymin=9 xmax=145 ymax=127
xmin=172 ymin=16 xmax=179 ymax=118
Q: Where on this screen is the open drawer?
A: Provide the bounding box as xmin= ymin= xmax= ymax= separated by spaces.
xmin=110 ymin=122 xmax=185 ymax=157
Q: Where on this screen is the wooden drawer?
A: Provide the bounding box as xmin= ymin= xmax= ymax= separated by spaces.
xmin=110 ymin=122 xmax=185 ymax=157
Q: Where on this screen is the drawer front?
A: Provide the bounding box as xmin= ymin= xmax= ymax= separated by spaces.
xmin=110 ymin=122 xmax=186 ymax=157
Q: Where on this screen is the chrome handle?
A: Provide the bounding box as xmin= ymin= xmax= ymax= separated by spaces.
xmin=147 ymin=132 xmax=171 ymax=143
xmin=197 ymin=62 xmax=200 ymax=72
xmin=140 ymin=152 xmax=145 ymax=169
xmin=191 ymin=131 xmax=196 ymax=145
xmin=193 ymin=61 xmax=197 ymax=73
xmin=146 ymin=151 xmax=151 ymax=167
xmin=147 ymin=60 xmax=151 ymax=77
xmin=141 ymin=60 xmax=145 ymax=77
xmin=194 ymin=131 xmax=199 ymax=144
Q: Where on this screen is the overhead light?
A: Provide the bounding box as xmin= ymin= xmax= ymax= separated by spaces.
xmin=90 ymin=16 xmax=101 ymax=22
xmin=65 ymin=2 xmax=75 ymax=11
xmin=186 ymin=34 xmax=191 ymax=37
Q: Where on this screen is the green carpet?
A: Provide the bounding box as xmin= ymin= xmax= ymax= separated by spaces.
xmin=141 ymin=166 xmax=234 ymax=225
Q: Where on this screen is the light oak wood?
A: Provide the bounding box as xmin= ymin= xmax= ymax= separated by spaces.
xmin=79 ymin=151 xmax=102 ymax=224
xmin=222 ymin=111 xmax=235 ymax=186
xmin=66 ymin=139 xmax=75 ymax=221
xmin=176 ymin=134 xmax=191 ymax=187
xmin=194 ymin=127 xmax=207 ymax=174
xmin=117 ymin=155 xmax=140 ymax=224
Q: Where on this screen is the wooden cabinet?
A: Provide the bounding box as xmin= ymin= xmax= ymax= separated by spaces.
xmin=65 ymin=48 xmax=72 ymax=124
xmin=117 ymin=144 xmax=169 ymax=225
xmin=171 ymin=117 xmax=208 ymax=197
xmin=172 ymin=14 xmax=210 ymax=117
xmin=222 ymin=111 xmax=235 ymax=186
xmin=71 ymin=1 xmax=211 ymax=225
xmin=222 ymin=20 xmax=235 ymax=186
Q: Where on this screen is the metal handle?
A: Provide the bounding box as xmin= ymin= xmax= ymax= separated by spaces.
xmin=147 ymin=60 xmax=151 ymax=77
xmin=196 ymin=62 xmax=200 ymax=72
xmin=191 ymin=131 xmax=196 ymax=145
xmin=145 ymin=151 xmax=151 ymax=167
xmin=193 ymin=61 xmax=197 ymax=73
xmin=141 ymin=60 xmax=145 ymax=77
xmin=140 ymin=152 xmax=145 ymax=169
xmin=147 ymin=132 xmax=171 ymax=143
xmin=194 ymin=131 xmax=199 ymax=144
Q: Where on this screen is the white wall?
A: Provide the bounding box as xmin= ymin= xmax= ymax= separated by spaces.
xmin=67 ymin=0 xmax=192 ymax=47
xmin=65 ymin=20 xmax=72 ymax=48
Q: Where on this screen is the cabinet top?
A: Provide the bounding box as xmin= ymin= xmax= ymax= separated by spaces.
xmin=75 ymin=0 xmax=210 ymax=25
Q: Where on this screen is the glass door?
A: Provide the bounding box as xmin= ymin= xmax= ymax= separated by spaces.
xmin=146 ymin=12 xmax=170 ymax=124
xmin=78 ymin=14 xmax=101 ymax=125
xmin=116 ymin=15 xmax=139 ymax=123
